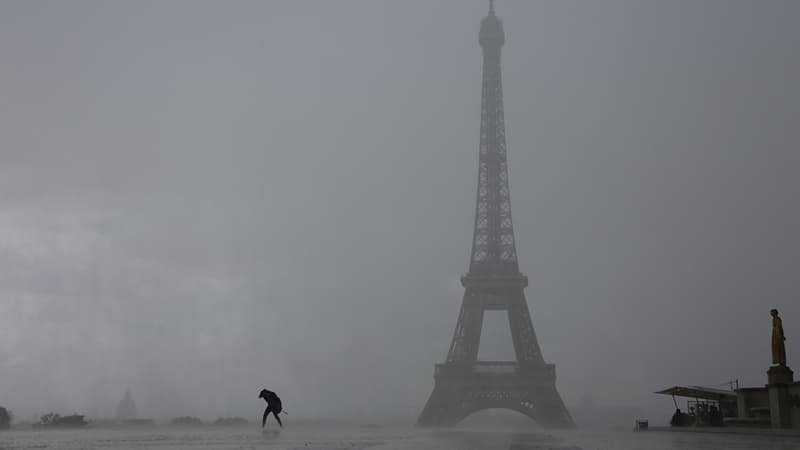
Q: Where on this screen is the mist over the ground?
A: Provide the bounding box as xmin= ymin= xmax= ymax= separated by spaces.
xmin=0 ymin=0 xmax=798 ymax=425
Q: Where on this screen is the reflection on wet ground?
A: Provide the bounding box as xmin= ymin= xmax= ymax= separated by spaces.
xmin=0 ymin=426 xmax=799 ymax=450
xmin=510 ymin=432 xmax=582 ymax=450
xmin=557 ymin=429 xmax=800 ymax=450
xmin=432 ymin=429 xmax=800 ymax=450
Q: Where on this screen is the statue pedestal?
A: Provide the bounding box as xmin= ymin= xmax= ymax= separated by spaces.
xmin=768 ymin=365 xmax=794 ymax=386
xmin=767 ymin=365 xmax=794 ymax=429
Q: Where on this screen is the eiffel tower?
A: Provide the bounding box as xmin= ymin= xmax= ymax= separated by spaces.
xmin=417 ymin=1 xmax=574 ymax=428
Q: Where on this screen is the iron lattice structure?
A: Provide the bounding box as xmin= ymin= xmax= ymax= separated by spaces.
xmin=417 ymin=2 xmax=574 ymax=428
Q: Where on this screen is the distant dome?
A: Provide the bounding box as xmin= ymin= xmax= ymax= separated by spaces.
xmin=115 ymin=387 xmax=138 ymax=421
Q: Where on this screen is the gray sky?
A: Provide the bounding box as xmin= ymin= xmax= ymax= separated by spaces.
xmin=0 ymin=0 xmax=798 ymax=424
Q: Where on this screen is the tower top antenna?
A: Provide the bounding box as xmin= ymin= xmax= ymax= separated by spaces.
xmin=489 ymin=0 xmax=495 ymax=14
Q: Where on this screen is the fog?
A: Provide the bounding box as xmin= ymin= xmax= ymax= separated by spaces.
xmin=0 ymin=0 xmax=798 ymax=425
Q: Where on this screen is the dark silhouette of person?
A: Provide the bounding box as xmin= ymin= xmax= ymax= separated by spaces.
xmin=709 ymin=405 xmax=723 ymax=427
xmin=259 ymin=389 xmax=283 ymax=428
xmin=670 ymin=408 xmax=683 ymax=427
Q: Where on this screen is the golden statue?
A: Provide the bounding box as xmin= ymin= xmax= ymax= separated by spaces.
xmin=772 ymin=309 xmax=787 ymax=366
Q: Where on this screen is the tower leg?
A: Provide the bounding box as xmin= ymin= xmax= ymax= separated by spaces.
xmin=520 ymin=387 xmax=575 ymax=428
xmin=418 ymin=385 xmax=459 ymax=427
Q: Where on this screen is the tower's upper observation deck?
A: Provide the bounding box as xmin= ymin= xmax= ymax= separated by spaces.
xmin=479 ymin=1 xmax=504 ymax=48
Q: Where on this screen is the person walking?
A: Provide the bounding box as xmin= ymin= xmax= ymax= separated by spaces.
xmin=258 ymin=389 xmax=283 ymax=428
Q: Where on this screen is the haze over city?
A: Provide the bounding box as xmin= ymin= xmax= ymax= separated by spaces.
xmin=0 ymin=0 xmax=798 ymax=429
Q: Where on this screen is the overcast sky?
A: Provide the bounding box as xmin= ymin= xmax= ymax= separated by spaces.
xmin=0 ymin=0 xmax=798 ymax=424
